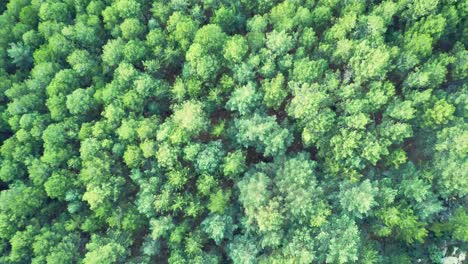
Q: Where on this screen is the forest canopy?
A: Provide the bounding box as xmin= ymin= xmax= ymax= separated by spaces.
xmin=0 ymin=0 xmax=467 ymax=263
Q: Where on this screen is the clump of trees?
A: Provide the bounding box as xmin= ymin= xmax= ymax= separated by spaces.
xmin=0 ymin=0 xmax=466 ymax=263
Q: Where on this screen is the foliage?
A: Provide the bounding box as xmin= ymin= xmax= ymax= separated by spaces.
xmin=0 ymin=0 xmax=466 ymax=263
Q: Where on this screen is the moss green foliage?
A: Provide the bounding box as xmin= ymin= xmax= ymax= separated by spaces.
xmin=0 ymin=0 xmax=466 ymax=263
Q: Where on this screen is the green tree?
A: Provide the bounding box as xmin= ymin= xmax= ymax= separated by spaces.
xmin=317 ymin=216 xmax=360 ymax=264
xmin=339 ymin=179 xmax=378 ymax=217
xmin=186 ymin=24 xmax=227 ymax=81
xmin=44 ymin=171 xmax=74 ymax=200
xmin=224 ymin=35 xmax=248 ymax=64
xmin=120 ymin=18 xmax=144 ymax=40
xmin=67 ymin=49 xmax=97 ymax=76
xmin=7 ymin=42 xmax=32 ymax=69
xmin=201 ymin=215 xmax=235 ymax=245
xmin=235 ymin=113 xmax=291 ymax=157
xmin=261 ymin=73 xmax=287 ymax=110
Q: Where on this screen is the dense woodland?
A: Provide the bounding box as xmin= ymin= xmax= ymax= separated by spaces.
xmin=0 ymin=0 xmax=467 ymax=263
